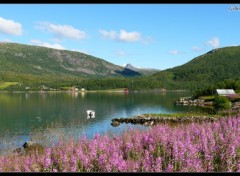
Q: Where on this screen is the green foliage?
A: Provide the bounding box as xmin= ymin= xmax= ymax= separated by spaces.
xmin=214 ymin=95 xmax=231 ymax=110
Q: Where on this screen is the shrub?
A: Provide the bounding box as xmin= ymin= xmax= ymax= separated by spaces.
xmin=214 ymin=95 xmax=231 ymax=110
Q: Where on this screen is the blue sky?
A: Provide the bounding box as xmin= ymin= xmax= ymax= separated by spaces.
xmin=0 ymin=4 xmax=240 ymax=70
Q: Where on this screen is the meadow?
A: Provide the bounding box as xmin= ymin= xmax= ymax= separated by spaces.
xmin=0 ymin=82 xmax=19 ymax=89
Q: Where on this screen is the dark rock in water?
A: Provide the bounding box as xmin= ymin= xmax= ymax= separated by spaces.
xmin=119 ymin=118 xmax=125 ymax=123
xmin=23 ymin=141 xmax=44 ymax=155
xmin=111 ymin=118 xmax=118 ymax=122
xmin=111 ymin=114 xmax=219 ymax=127
xmin=139 ymin=119 xmax=145 ymax=124
xmin=125 ymin=119 xmax=131 ymax=124
xmin=132 ymin=119 xmax=138 ymax=124
xmin=13 ymin=147 xmax=22 ymax=153
xmin=111 ymin=121 xmax=120 ymax=127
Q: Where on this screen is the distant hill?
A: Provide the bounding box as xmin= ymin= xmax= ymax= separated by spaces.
xmin=124 ymin=63 xmax=160 ymax=76
xmin=151 ymin=46 xmax=240 ymax=90
xmin=0 ymin=43 xmax=142 ymax=83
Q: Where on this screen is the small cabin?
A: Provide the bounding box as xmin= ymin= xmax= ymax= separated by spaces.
xmin=216 ymin=89 xmax=235 ymax=95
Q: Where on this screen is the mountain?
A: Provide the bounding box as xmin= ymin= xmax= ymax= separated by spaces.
xmin=73 ymin=46 xmax=240 ymax=91
xmin=0 ymin=43 xmax=141 ymax=83
xmin=151 ymin=46 xmax=240 ymax=90
xmin=124 ymin=63 xmax=160 ymax=76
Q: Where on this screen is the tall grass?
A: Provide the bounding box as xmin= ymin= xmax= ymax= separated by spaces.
xmin=1 ymin=115 xmax=240 ymax=172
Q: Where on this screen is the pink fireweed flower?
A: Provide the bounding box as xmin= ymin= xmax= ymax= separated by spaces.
xmin=142 ymin=150 xmax=152 ymax=172
xmin=116 ymin=159 xmax=127 ymax=171
xmin=44 ymin=158 xmax=52 ymax=170
xmin=165 ymin=163 xmax=174 ymax=172
xmin=53 ymin=168 xmax=58 ymax=172
xmin=43 ymin=148 xmax=52 ymax=170
xmin=98 ymin=153 xmax=107 ymax=171
xmin=153 ymin=157 xmax=162 ymax=172
xmin=69 ymin=155 xmax=77 ymax=172
xmin=125 ymin=141 xmax=134 ymax=151
xmin=105 ymin=163 xmax=112 ymax=172
xmin=23 ymin=157 xmax=32 ymax=172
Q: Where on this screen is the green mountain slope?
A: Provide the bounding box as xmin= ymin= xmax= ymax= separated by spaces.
xmin=151 ymin=46 xmax=240 ymax=90
xmin=0 ymin=42 xmax=141 ymax=83
xmin=68 ymin=46 xmax=240 ymax=91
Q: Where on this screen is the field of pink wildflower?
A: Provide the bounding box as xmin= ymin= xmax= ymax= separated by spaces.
xmin=0 ymin=115 xmax=240 ymax=172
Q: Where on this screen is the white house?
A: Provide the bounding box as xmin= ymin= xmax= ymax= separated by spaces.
xmin=216 ymin=89 xmax=235 ymax=95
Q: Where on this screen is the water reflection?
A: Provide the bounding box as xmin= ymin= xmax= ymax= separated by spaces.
xmin=25 ymin=93 xmax=29 ymax=100
xmin=0 ymin=91 xmax=211 ymax=149
xmin=81 ymin=92 xmax=85 ymax=98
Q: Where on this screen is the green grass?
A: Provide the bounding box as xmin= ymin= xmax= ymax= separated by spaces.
xmin=140 ymin=112 xmax=221 ymax=118
xmin=0 ymin=82 xmax=19 ymax=89
xmin=199 ymin=95 xmax=215 ymax=100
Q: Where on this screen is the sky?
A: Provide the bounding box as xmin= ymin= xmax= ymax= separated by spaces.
xmin=0 ymin=4 xmax=240 ymax=70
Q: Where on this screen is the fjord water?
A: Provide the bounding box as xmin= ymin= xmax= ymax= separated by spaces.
xmin=0 ymin=91 xmax=212 ymax=149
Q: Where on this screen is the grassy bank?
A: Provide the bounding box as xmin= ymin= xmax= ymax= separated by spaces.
xmin=0 ymin=82 xmax=19 ymax=89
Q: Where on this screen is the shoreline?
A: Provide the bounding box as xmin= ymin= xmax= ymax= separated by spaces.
xmin=0 ymin=89 xmax=190 ymax=94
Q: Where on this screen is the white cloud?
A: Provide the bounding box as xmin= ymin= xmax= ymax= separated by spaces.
xmin=168 ymin=50 xmax=179 ymax=55
xmin=99 ymin=29 xmax=150 ymax=44
xmin=30 ymin=40 xmax=65 ymax=50
xmin=115 ymin=50 xmax=127 ymax=56
xmin=36 ymin=22 xmax=86 ymax=40
xmin=0 ymin=17 xmax=22 ymax=36
xmin=119 ymin=29 xmax=141 ymax=42
xmin=51 ymin=38 xmax=63 ymax=43
xmin=192 ymin=46 xmax=203 ymax=52
xmin=206 ymin=37 xmax=220 ymax=48
xmin=142 ymin=36 xmax=153 ymax=45
xmin=99 ymin=29 xmax=117 ymax=40
xmin=168 ymin=50 xmax=186 ymax=55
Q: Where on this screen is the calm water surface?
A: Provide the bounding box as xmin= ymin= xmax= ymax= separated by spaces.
xmin=0 ymin=91 xmax=212 ymax=149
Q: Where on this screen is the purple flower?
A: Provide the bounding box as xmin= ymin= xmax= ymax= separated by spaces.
xmin=153 ymin=157 xmax=162 ymax=172
xmin=44 ymin=158 xmax=52 ymax=169
xmin=165 ymin=163 xmax=174 ymax=172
